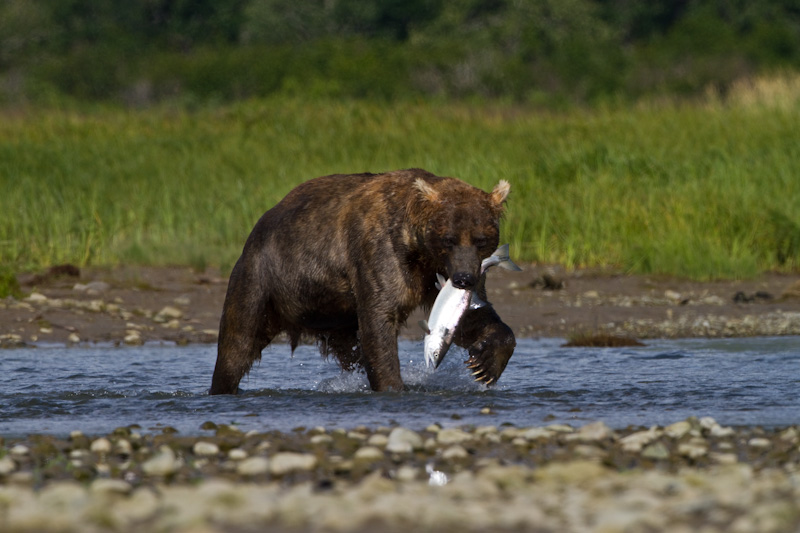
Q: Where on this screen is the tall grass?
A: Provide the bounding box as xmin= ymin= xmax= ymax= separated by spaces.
xmin=2 ymin=80 xmax=799 ymax=279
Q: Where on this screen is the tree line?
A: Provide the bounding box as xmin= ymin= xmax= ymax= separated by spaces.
xmin=2 ymin=0 xmax=799 ymax=106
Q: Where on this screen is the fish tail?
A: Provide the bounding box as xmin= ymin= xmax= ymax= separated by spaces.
xmin=493 ymin=244 xmax=523 ymax=271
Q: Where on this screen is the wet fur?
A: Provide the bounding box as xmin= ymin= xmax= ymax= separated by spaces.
xmin=210 ymin=168 xmax=514 ymax=394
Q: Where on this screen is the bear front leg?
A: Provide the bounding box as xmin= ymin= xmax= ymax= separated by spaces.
xmin=356 ymin=307 xmax=404 ymax=392
xmin=454 ymin=304 xmax=516 ymax=386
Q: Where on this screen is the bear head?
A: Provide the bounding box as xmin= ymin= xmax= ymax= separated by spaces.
xmin=414 ymin=177 xmax=510 ymax=289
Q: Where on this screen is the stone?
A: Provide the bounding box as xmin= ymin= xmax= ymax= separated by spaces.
xmin=192 ymin=441 xmax=220 ymax=456
xmin=748 ymin=438 xmax=771 ymax=449
xmin=228 ymin=449 xmax=248 ymax=461
xmin=142 ymin=446 xmax=181 ymax=476
xmin=157 ymin=306 xmax=184 ymax=320
xmin=90 ymin=479 xmax=133 ymax=494
xmin=521 ymin=427 xmax=552 ymax=441
xmin=0 ymin=456 xmax=17 ymax=476
xmin=436 ymin=428 xmax=472 ymax=445
xmin=269 ymin=452 xmax=317 ymax=476
xmin=90 ymin=438 xmax=112 ymax=454
xmin=367 ymin=434 xmax=388 ymax=447
xmin=441 ymin=445 xmax=469 ymax=461
xmin=642 ymin=442 xmax=670 ymax=460
xmin=67 ymin=333 xmax=81 ymax=343
xmin=386 ymin=427 xmax=423 ymax=453
xmin=236 ymin=457 xmax=270 ymax=476
xmin=665 ymin=420 xmax=692 ymax=439
xmin=26 ymin=292 xmax=48 ymax=303
xmin=354 ymin=446 xmax=384 ymax=463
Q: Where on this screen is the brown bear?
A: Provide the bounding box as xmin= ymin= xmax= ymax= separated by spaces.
xmin=210 ymin=168 xmax=516 ymax=394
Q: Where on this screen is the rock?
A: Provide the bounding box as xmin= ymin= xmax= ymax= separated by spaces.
xmin=0 ymin=456 xmax=17 ymax=476
xmin=353 ymin=446 xmax=384 ymax=463
xmin=10 ymin=444 xmax=29 ymax=456
xmin=642 ymin=442 xmax=670 ymax=460
xmin=442 ymin=445 xmax=469 ymax=461
xmin=748 ymin=438 xmax=771 ymax=449
xmin=90 ymin=479 xmax=133 ymax=494
xmin=85 ymin=281 xmax=111 ymax=293
xmin=67 ymin=333 xmax=80 ymax=343
xmin=367 ymin=434 xmax=388 ymax=447
xmin=678 ymin=442 xmax=708 ymax=459
xmin=436 ymin=428 xmax=472 ymax=445
xmin=386 ymin=427 xmax=423 ymax=453
xmin=710 ymin=425 xmax=736 ymax=438
xmin=123 ymin=331 xmax=143 ymax=345
xmin=156 ymin=306 xmax=183 ymax=320
xmin=521 ymin=427 xmax=552 ymax=441
xmin=228 ymin=449 xmax=248 ymax=460
xmin=570 ymin=421 xmax=615 ymax=442
xmin=665 ymin=420 xmax=692 ymax=439
xmin=90 ymin=438 xmax=112 ymax=454
xmin=620 ymin=427 xmax=660 ymax=452
xmin=26 ymin=292 xmax=48 ymax=303
xmin=269 ymin=452 xmax=317 ymax=476
xmin=236 ymin=457 xmax=270 ymax=476
xmin=310 ymin=434 xmax=333 ymax=446
xmin=192 ymin=441 xmax=220 ymax=456
xmin=142 ymin=446 xmax=181 ymax=476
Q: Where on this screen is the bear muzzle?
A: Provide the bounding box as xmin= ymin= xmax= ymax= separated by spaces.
xmin=451 ymin=271 xmax=478 ymax=290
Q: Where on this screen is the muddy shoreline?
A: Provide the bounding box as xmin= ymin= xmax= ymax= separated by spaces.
xmin=3 ymin=265 xmax=800 ymax=348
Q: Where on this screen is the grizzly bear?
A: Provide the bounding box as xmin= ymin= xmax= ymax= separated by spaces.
xmin=209 ymin=168 xmax=516 ymax=394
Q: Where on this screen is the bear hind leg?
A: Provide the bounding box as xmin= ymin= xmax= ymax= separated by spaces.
xmin=210 ymin=293 xmax=278 ymax=395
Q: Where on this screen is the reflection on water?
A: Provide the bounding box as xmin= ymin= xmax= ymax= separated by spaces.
xmin=1 ymin=337 xmax=799 ymax=436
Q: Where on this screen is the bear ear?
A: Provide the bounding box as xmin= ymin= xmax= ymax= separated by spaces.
xmin=414 ymin=178 xmax=440 ymax=203
xmin=491 ymin=180 xmax=511 ymax=206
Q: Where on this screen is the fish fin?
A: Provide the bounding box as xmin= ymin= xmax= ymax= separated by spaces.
xmin=494 ymin=243 xmax=523 ymax=271
xmin=418 ymin=320 xmax=431 ymax=335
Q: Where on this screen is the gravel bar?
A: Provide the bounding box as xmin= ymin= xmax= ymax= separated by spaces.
xmin=2 ymin=417 xmax=800 ymax=532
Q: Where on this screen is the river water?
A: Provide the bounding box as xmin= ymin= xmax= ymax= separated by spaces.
xmin=1 ymin=337 xmax=799 ymax=437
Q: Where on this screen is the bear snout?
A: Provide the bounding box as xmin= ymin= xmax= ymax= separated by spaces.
xmin=451 ymin=272 xmax=478 ymax=290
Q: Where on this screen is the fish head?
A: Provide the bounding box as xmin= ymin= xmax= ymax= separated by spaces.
xmin=415 ymin=179 xmax=510 ymax=291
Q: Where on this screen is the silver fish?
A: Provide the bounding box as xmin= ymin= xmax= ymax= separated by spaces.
xmin=419 ymin=244 xmax=522 ymax=369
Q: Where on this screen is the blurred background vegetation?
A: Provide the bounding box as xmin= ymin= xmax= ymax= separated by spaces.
xmin=2 ymin=0 xmax=800 ymax=278
xmin=2 ymin=0 xmax=800 ymax=107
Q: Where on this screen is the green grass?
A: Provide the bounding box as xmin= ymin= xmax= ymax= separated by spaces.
xmin=2 ymin=89 xmax=799 ymax=279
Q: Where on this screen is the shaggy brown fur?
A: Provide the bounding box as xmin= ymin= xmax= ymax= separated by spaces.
xmin=210 ymin=169 xmax=515 ymax=394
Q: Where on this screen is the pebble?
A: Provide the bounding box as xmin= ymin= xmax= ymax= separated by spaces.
xmin=236 ymin=457 xmax=270 ymax=476
xmin=0 ymin=456 xmax=16 ymax=475
xmin=141 ymin=446 xmax=181 ymax=476
xmin=1 ymin=418 xmax=799 ymax=532
xmin=353 ymin=446 xmax=384 ymax=463
xmin=192 ymin=441 xmax=220 ymax=456
xmin=228 ymin=449 xmax=248 ymax=460
xmin=436 ymin=428 xmax=472 ymax=445
xmin=269 ymin=452 xmax=317 ymax=476
xmin=90 ymin=438 xmax=112 ymax=454
xmin=156 ymin=305 xmax=183 ymax=320
xmin=386 ymin=427 xmax=423 ymax=453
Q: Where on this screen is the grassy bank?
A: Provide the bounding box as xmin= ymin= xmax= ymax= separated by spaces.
xmin=2 ymin=82 xmax=799 ymax=279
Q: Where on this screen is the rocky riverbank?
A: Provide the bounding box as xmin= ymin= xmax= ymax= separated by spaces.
xmin=3 ymin=265 xmax=800 ymax=347
xmin=2 ymin=417 xmax=800 ymax=532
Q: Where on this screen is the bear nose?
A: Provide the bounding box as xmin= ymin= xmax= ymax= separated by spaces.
xmin=451 ymin=272 xmax=477 ymax=290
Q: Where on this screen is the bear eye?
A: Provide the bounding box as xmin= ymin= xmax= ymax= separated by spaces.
xmin=473 ymin=236 xmax=488 ymax=248
xmin=441 ymin=236 xmax=458 ymax=248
